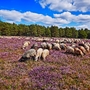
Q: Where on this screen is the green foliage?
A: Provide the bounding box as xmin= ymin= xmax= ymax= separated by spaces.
xmin=29 ymin=25 xmax=37 ymax=36
xmin=78 ymin=29 xmax=87 ymax=38
xmin=36 ymin=25 xmax=45 ymax=37
xmin=10 ymin=23 xmax=18 ymax=36
xmin=59 ymin=28 xmax=65 ymax=37
xmin=87 ymin=32 xmax=90 ymax=39
xmin=0 ymin=21 xmax=90 ymax=38
xmin=84 ymin=28 xmax=90 ymax=38
xmin=64 ymin=27 xmax=72 ymax=38
xmin=50 ymin=26 xmax=59 ymax=37
xmin=45 ymin=27 xmax=51 ymax=37
xmin=70 ymin=27 xmax=78 ymax=38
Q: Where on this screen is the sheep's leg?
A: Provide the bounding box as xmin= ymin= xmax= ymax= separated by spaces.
xmin=35 ymin=56 xmax=38 ymax=61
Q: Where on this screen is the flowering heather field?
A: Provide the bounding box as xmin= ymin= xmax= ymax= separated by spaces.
xmin=0 ymin=36 xmax=90 ymax=90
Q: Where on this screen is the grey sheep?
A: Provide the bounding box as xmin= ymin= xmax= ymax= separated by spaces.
xmin=41 ymin=42 xmax=47 ymax=49
xmin=19 ymin=49 xmax=36 ymax=62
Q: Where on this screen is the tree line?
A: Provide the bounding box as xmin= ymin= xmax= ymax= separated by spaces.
xmin=0 ymin=21 xmax=90 ymax=39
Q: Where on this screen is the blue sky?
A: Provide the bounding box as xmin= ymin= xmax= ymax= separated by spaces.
xmin=0 ymin=0 xmax=90 ymax=29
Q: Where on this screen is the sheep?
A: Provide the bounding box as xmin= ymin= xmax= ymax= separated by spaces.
xmin=52 ymin=43 xmax=61 ymax=50
xmin=85 ymin=42 xmax=90 ymax=47
xmin=36 ymin=38 xmax=43 ymax=42
xmin=46 ymin=42 xmax=52 ymax=50
xmin=41 ymin=42 xmax=47 ymax=49
xmin=78 ymin=46 xmax=86 ymax=55
xmin=79 ymin=43 xmax=90 ymax=52
xmin=84 ymin=44 xmax=90 ymax=52
xmin=41 ymin=49 xmax=49 ymax=61
xmin=31 ymin=43 xmax=38 ymax=50
xmin=19 ymin=49 xmax=36 ymax=62
xmin=65 ymin=46 xmax=74 ymax=54
xmin=71 ymin=43 xmax=77 ymax=48
xmin=55 ymin=39 xmax=59 ymax=43
xmin=35 ymin=48 xmax=43 ymax=61
xmin=78 ymin=43 xmax=85 ymax=47
xmin=22 ymin=41 xmax=30 ymax=49
xmin=60 ymin=43 xmax=66 ymax=50
xmin=74 ymin=47 xmax=84 ymax=56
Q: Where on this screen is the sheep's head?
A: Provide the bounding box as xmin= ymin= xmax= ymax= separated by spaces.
xmin=18 ymin=57 xmax=28 ymax=62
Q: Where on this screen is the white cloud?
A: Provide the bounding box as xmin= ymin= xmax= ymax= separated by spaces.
xmin=0 ymin=10 xmax=23 ymax=22
xmin=23 ymin=11 xmax=44 ymax=22
xmin=0 ymin=9 xmax=68 ymax=26
xmin=73 ymin=0 xmax=90 ymax=12
xmin=54 ymin=12 xmax=75 ymax=21
xmin=23 ymin=11 xmax=68 ymax=25
xmin=36 ymin=0 xmax=90 ymax=12
xmin=0 ymin=9 xmax=90 ymax=29
xmin=75 ymin=24 xmax=89 ymax=30
xmin=38 ymin=0 xmax=75 ymax=12
xmin=54 ymin=12 xmax=90 ymax=24
xmin=76 ymin=14 xmax=90 ymax=23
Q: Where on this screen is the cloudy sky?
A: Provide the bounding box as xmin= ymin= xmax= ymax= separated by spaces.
xmin=0 ymin=0 xmax=90 ymax=29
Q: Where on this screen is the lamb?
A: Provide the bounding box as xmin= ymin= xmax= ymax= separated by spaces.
xmin=22 ymin=41 xmax=30 ymax=49
xmin=19 ymin=49 xmax=36 ymax=62
xmin=41 ymin=49 xmax=49 ymax=61
xmin=35 ymin=48 xmax=43 ymax=61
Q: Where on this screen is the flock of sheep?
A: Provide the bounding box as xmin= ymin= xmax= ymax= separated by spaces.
xmin=19 ymin=37 xmax=90 ymax=62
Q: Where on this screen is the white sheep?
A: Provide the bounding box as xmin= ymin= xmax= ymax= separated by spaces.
xmin=52 ymin=43 xmax=61 ymax=50
xmin=85 ymin=42 xmax=90 ymax=47
xmin=19 ymin=49 xmax=36 ymax=62
xmin=41 ymin=49 xmax=49 ymax=60
xmin=60 ymin=43 xmax=66 ymax=50
xmin=46 ymin=42 xmax=52 ymax=50
xmin=55 ymin=39 xmax=60 ymax=43
xmin=22 ymin=41 xmax=30 ymax=49
xmin=79 ymin=43 xmax=90 ymax=52
xmin=78 ymin=46 xmax=86 ymax=55
xmin=65 ymin=46 xmax=74 ymax=54
xmin=74 ymin=47 xmax=84 ymax=56
xmin=41 ymin=42 xmax=47 ymax=49
xmin=84 ymin=44 xmax=90 ymax=52
xmin=35 ymin=48 xmax=43 ymax=61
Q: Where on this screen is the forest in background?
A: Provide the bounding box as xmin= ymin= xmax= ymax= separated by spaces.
xmin=0 ymin=21 xmax=90 ymax=39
